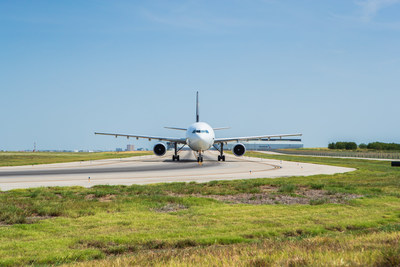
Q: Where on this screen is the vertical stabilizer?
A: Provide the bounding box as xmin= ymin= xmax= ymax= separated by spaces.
xmin=196 ymin=91 xmax=199 ymax=122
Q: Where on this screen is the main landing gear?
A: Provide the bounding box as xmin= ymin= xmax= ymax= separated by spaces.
xmin=172 ymin=142 xmax=184 ymax=161
xmin=214 ymin=143 xmax=225 ymax=161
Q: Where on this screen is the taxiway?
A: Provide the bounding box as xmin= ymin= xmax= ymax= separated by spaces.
xmin=0 ymin=151 xmax=355 ymax=191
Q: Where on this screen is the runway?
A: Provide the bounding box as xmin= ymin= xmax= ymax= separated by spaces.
xmin=0 ymin=150 xmax=355 ymax=191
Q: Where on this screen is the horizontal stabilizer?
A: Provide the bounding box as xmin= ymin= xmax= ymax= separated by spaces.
xmin=164 ymin=127 xmax=187 ymax=131
xmin=213 ymin=127 xmax=230 ymax=130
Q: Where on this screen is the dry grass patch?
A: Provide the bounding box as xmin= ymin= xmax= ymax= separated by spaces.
xmin=65 ymin=232 xmax=400 ymax=267
xmin=172 ymin=186 xmax=362 ymax=205
xmin=153 ymin=203 xmax=188 ymax=213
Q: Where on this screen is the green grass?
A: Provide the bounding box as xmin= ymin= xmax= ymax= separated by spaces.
xmin=277 ymin=184 xmax=297 ymax=193
xmin=276 ymin=148 xmax=400 ymax=159
xmin=283 ymin=147 xmax=400 ymax=152
xmin=0 ymin=151 xmax=152 ymax=167
xmin=0 ymin=152 xmax=399 ymax=266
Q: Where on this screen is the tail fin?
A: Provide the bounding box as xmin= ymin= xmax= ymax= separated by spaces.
xmin=196 ymin=91 xmax=199 ymax=122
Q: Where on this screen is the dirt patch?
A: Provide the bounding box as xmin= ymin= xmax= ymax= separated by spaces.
xmin=175 ymin=187 xmax=362 ymax=205
xmin=99 ymin=194 xmax=116 ymax=202
xmin=84 ymin=194 xmax=95 ymax=200
xmin=84 ymin=194 xmax=115 ymax=202
xmin=153 ymin=203 xmax=188 ymax=213
xmin=260 ymin=185 xmax=278 ymax=192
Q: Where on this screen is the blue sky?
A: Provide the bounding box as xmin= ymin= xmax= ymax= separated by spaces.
xmin=1 ymin=0 xmax=399 ymax=151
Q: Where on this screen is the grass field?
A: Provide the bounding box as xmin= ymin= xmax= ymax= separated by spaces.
xmin=276 ymin=148 xmax=400 ymax=159
xmin=0 ymin=151 xmax=152 ymax=167
xmin=0 ymin=153 xmax=399 ymax=266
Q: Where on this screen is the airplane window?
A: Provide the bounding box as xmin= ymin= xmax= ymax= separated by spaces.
xmin=193 ymin=130 xmax=209 ymax=133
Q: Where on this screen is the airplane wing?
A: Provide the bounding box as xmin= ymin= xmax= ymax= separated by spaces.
xmin=94 ymin=132 xmax=187 ymax=144
xmin=214 ymin=133 xmax=302 ymax=143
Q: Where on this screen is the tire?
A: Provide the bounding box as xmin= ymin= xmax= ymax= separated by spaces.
xmin=222 ymin=155 xmax=225 ymax=161
xmin=177 ymin=155 xmax=180 ymax=161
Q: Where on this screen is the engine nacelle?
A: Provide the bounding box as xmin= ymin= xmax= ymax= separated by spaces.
xmin=232 ymin=143 xmax=246 ymax=157
xmin=153 ymin=143 xmax=167 ymax=156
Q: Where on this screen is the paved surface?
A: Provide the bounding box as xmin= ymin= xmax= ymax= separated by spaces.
xmin=0 ymin=150 xmax=355 ymax=191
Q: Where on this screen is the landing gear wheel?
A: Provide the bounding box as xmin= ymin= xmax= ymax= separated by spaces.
xmin=197 ymin=156 xmax=203 ymax=163
xmin=172 ymin=155 xmax=180 ymax=161
xmin=222 ymin=155 xmax=225 ymax=161
xmin=218 ymin=155 xmax=221 ymax=161
xmin=218 ymin=155 xmax=225 ymax=161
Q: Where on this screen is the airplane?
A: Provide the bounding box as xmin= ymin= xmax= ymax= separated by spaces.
xmin=95 ymin=92 xmax=302 ymax=163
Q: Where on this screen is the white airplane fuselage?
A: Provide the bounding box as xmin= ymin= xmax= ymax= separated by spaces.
xmin=185 ymin=122 xmax=215 ymax=152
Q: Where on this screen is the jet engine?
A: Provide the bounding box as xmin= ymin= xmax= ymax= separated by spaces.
xmin=232 ymin=143 xmax=246 ymax=157
xmin=153 ymin=143 xmax=167 ymax=156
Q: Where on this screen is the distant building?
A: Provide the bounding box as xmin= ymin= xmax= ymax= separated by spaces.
xmin=126 ymin=144 xmax=135 ymax=151
xmin=116 ymin=148 xmax=123 ymax=152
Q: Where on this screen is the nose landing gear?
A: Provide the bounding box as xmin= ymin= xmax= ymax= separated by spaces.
xmin=197 ymin=151 xmax=204 ymax=163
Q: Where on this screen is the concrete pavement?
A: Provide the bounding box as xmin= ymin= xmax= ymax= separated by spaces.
xmin=0 ymin=150 xmax=355 ymax=191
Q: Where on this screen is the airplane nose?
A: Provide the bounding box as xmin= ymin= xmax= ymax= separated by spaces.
xmin=188 ymin=135 xmax=210 ymax=151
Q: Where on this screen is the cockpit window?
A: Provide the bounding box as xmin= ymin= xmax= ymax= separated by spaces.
xmin=192 ymin=130 xmax=209 ymax=133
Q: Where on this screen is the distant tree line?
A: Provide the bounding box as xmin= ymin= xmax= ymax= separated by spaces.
xmin=328 ymin=142 xmax=400 ymax=151
xmin=363 ymin=142 xmax=400 ymax=150
xmin=328 ymin=142 xmax=357 ymax=150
